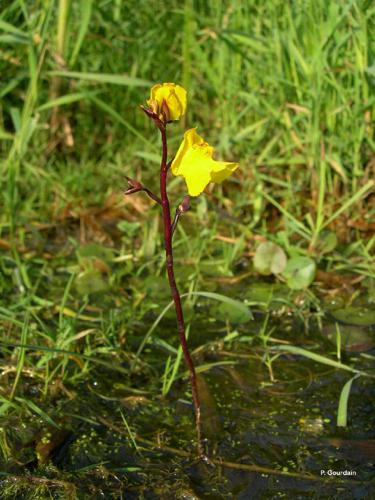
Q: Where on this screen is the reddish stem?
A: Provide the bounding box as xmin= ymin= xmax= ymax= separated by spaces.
xmin=158 ymin=124 xmax=204 ymax=456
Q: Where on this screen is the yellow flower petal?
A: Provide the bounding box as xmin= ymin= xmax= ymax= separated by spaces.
xmin=171 ymin=128 xmax=238 ymax=196
xmin=210 ymin=161 xmax=238 ymax=183
xmin=172 ymin=128 xmax=205 ymax=174
xmin=147 ymin=83 xmax=187 ymax=121
xmin=173 ymin=147 xmax=213 ymax=196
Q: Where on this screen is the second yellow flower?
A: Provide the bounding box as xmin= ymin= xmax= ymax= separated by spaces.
xmin=171 ymin=129 xmax=238 ymax=196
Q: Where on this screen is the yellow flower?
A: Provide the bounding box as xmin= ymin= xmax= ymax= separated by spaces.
xmin=147 ymin=83 xmax=187 ymax=121
xmin=171 ymin=128 xmax=238 ymax=196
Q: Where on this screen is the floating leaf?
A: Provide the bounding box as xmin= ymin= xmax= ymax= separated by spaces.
xmin=330 ymin=306 xmax=375 ymax=327
xmin=323 ymin=323 xmax=375 ymax=352
xmin=213 ymin=301 xmax=250 ymax=324
xmin=253 ymin=242 xmax=287 ymax=275
xmin=196 ymin=291 xmax=253 ymax=324
xmin=75 ymin=269 xmax=108 ymax=295
xmin=244 ymin=282 xmax=295 ymax=311
xmin=282 ymin=257 xmax=316 ymax=290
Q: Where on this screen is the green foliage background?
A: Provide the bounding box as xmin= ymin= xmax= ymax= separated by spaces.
xmin=0 ymin=0 xmax=374 ymax=356
xmin=1 ymin=0 xmax=374 ymax=231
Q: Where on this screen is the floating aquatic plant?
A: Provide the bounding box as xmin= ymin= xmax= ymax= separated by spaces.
xmin=125 ymin=83 xmax=238 ymax=456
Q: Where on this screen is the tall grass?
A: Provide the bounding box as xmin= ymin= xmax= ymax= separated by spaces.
xmin=0 ymin=0 xmax=374 ymax=385
xmin=1 ymin=1 xmax=373 ymax=244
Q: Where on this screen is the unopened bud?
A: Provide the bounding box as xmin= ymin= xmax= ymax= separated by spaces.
xmin=178 ymin=195 xmax=190 ymax=213
xmin=124 ymin=176 xmax=143 ymax=195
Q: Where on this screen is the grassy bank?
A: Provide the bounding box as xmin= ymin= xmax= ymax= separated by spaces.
xmin=0 ymin=0 xmax=374 ymax=496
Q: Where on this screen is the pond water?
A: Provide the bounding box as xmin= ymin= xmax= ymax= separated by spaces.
xmin=1 ymin=305 xmax=374 ymax=499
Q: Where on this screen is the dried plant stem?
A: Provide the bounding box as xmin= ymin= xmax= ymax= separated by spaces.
xmin=158 ymin=124 xmax=203 ymax=457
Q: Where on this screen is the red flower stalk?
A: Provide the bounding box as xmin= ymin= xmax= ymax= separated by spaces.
xmin=125 ymin=108 xmax=204 ymax=457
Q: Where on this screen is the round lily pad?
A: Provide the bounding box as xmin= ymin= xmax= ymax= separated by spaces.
xmin=253 ymin=242 xmax=287 ymax=276
xmin=282 ymin=256 xmax=316 ymax=290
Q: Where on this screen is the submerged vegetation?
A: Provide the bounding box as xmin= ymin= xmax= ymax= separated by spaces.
xmin=0 ymin=0 xmax=374 ymax=497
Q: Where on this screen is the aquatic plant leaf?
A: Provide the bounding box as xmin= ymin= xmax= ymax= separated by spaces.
xmin=244 ymin=282 xmax=295 ymax=310
xmin=337 ymin=375 xmax=360 ymax=427
xmin=331 ymin=306 xmax=375 ymax=326
xmin=323 ymin=323 xmax=375 ymax=352
xmin=75 ymin=268 xmax=108 ymax=295
xmin=133 ymin=291 xmax=253 ymax=364
xmin=253 ymin=242 xmax=287 ymax=275
xmin=214 ymin=302 xmax=251 ymax=324
xmin=77 ymin=243 xmax=114 ymax=261
xmin=282 ymin=257 xmax=316 ymax=290
xmin=317 ymin=230 xmax=338 ymax=254
xmin=192 ymin=291 xmax=253 ymax=323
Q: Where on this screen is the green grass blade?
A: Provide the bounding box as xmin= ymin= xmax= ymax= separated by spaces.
xmin=337 ymin=374 xmax=360 ymax=427
xmin=120 ymin=410 xmax=141 ymax=454
xmin=261 ymin=191 xmax=312 ymax=240
xmin=37 ymin=91 xmax=101 ymax=111
xmin=69 ymin=0 xmax=93 ymax=66
xmin=162 ymin=326 xmax=189 ymax=396
xmin=133 ymin=291 xmax=252 ymax=365
xmin=0 ymin=19 xmax=28 ymax=40
xmin=47 ymin=70 xmax=152 ymax=87
xmin=10 ymin=314 xmax=29 ymax=400
xmin=0 ymin=341 xmax=146 ymax=383
xmin=183 ymin=360 xmax=238 ymax=378
xmin=322 ymin=180 xmax=374 ymax=229
xmin=15 ymin=397 xmax=59 ymax=428
xmin=271 ymin=345 xmax=372 ymax=377
xmin=91 ymin=96 xmax=156 ymax=150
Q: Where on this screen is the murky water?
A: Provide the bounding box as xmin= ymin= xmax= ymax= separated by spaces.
xmin=1 ymin=307 xmax=374 ymax=499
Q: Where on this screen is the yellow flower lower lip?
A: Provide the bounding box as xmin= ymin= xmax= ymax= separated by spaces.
xmin=171 ymin=128 xmax=238 ymax=196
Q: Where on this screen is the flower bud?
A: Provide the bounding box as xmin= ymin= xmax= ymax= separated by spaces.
xmin=124 ymin=176 xmax=143 ymax=195
xmin=178 ymin=196 xmax=191 ymax=214
xmin=147 ymin=83 xmax=187 ymax=122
